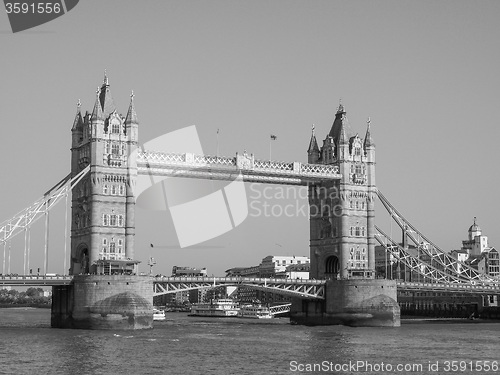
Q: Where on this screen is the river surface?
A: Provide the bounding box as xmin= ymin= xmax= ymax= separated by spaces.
xmin=0 ymin=308 xmax=499 ymax=375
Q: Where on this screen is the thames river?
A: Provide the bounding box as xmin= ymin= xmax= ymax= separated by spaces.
xmin=0 ymin=308 xmax=498 ymax=375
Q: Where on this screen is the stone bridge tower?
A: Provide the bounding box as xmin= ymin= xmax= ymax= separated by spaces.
xmin=52 ymin=74 xmax=152 ymax=331
xmin=307 ymin=103 xmax=376 ymax=280
xmin=290 ymin=103 xmax=398 ymax=327
xmin=70 ymin=74 xmax=139 ymax=275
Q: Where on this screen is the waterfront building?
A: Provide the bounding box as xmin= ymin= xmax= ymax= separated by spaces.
xmin=170 ymin=266 xmax=209 ymax=303
xmin=226 ymin=255 xmax=309 ymax=303
xmin=461 ymin=218 xmax=490 ymax=256
xmin=259 ymin=255 xmax=310 ymax=277
xmin=282 ymin=263 xmax=310 ymax=279
xmin=450 ymin=218 xmax=499 ymax=278
xmin=171 ymin=266 xmax=207 ymax=277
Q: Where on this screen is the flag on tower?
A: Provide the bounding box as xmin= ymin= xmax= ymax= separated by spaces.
xmin=270 ymin=134 xmax=277 ymax=140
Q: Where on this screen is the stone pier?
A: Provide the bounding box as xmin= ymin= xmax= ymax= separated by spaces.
xmin=290 ymin=279 xmax=400 ymax=327
xmin=51 ymin=275 xmax=153 ymax=330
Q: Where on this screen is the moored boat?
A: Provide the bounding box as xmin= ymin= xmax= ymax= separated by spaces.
xmin=238 ymin=304 xmax=273 ymax=319
xmin=153 ymin=308 xmax=166 ymax=321
xmin=189 ymin=299 xmax=239 ymax=317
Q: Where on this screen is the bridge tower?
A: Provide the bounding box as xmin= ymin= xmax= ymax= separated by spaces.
xmin=52 ymin=75 xmax=152 ymax=330
xmin=308 ymin=103 xmax=376 ymax=280
xmin=70 ymin=74 xmax=139 ymax=275
xmin=290 ymin=103 xmax=399 ymax=327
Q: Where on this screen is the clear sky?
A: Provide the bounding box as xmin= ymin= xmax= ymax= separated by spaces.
xmin=1 ymin=0 xmax=499 ymax=276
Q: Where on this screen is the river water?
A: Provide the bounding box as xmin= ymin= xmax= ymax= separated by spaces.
xmin=0 ymin=308 xmax=498 ymax=375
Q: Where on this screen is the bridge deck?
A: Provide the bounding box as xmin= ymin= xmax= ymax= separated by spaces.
xmin=1 ymin=275 xmax=499 ymax=295
xmin=137 ymin=151 xmax=342 ymax=185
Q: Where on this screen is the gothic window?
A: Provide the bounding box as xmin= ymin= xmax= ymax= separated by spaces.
xmin=355 ymin=147 xmax=361 ymax=156
xmin=355 ymin=164 xmax=363 ymax=175
xmin=110 ymin=241 xmax=116 ymax=254
xmin=112 ymin=123 xmax=120 ymax=134
xmin=355 ymin=226 xmax=360 ymax=236
xmin=350 ymin=227 xmax=354 ymax=236
xmin=118 ymin=215 xmax=124 ymax=227
xmin=105 ymin=142 xmax=110 ymax=154
xmin=103 ymin=238 xmax=107 ymax=246
xmin=111 ymin=185 xmax=117 ymax=195
xmin=355 ymin=201 xmax=359 ymax=210
xmin=121 ymin=143 xmax=126 ymax=156
xmin=103 ymin=214 xmax=109 ymax=226
xmin=103 ymin=184 xmax=108 ymax=195
xmin=110 ymin=215 xmax=117 ymax=226
xmin=111 ymin=143 xmax=120 ymax=156
xmin=119 ymin=185 xmax=125 ymax=196
xmin=361 ymin=201 xmax=365 ymax=210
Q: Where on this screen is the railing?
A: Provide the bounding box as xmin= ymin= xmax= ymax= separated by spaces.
xmin=137 ymin=151 xmax=341 ymax=182
xmin=0 ymin=274 xmax=73 ymax=286
xmin=397 ymin=281 xmax=500 ymax=294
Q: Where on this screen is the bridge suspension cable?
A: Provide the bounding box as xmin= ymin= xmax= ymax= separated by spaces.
xmin=0 ymin=166 xmax=90 ymax=274
xmin=376 ymin=190 xmax=499 ymax=284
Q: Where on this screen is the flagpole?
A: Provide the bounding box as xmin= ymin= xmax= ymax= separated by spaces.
xmin=269 ymin=134 xmax=277 ymax=161
xmin=269 ymin=136 xmax=272 ymax=161
xmin=216 ymin=129 xmax=219 ymax=157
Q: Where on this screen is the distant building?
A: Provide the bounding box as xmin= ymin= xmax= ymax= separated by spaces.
xmin=226 ymin=254 xmax=310 ymax=303
xmin=171 ymin=266 xmax=207 ymax=277
xmin=259 ymin=255 xmax=310 ymax=277
xmin=283 ymin=263 xmax=310 ymax=279
xmin=451 ymin=218 xmax=499 ymax=278
xmin=171 ymin=266 xmax=208 ymax=304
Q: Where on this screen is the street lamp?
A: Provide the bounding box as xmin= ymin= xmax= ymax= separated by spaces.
xmin=148 ymin=257 xmax=156 ymax=276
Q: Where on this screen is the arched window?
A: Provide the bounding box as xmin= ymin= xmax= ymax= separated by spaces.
xmin=112 ymin=123 xmax=120 ymax=134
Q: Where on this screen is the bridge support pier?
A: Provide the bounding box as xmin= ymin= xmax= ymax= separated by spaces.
xmin=51 ymin=275 xmax=153 ymax=330
xmin=290 ymin=279 xmax=400 ymax=327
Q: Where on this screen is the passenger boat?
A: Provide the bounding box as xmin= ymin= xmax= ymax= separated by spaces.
xmin=238 ymin=304 xmax=273 ymax=319
xmin=153 ymin=308 xmax=166 ymax=321
xmin=189 ymin=299 xmax=240 ymax=317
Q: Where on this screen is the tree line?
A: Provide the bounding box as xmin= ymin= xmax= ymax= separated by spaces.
xmin=0 ymin=288 xmax=51 ymax=306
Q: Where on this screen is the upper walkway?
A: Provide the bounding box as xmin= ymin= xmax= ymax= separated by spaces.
xmin=137 ymin=151 xmax=342 ymax=185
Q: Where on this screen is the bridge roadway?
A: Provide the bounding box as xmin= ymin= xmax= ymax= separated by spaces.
xmin=1 ymin=275 xmax=499 ymax=296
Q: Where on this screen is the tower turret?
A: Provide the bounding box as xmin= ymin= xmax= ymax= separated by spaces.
xmin=307 ymin=125 xmax=320 ymax=163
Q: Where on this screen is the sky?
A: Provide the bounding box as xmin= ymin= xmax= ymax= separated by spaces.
xmin=1 ymin=0 xmax=500 ymax=277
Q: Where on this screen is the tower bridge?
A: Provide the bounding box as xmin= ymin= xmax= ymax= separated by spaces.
xmin=1 ymin=74 xmax=499 ymax=329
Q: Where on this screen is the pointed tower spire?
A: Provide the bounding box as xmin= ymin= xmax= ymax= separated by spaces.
xmin=307 ymin=124 xmax=319 ymax=153
xmin=338 ymin=114 xmax=349 ymax=145
xmin=329 ymin=98 xmax=351 ymax=144
xmin=99 ymin=71 xmax=116 ymax=118
xmin=91 ymin=87 xmax=104 ymax=121
xmin=364 ymin=117 xmax=375 ymax=149
xmin=71 ymin=99 xmax=84 ymax=131
xmin=125 ymin=90 xmax=139 ymax=125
